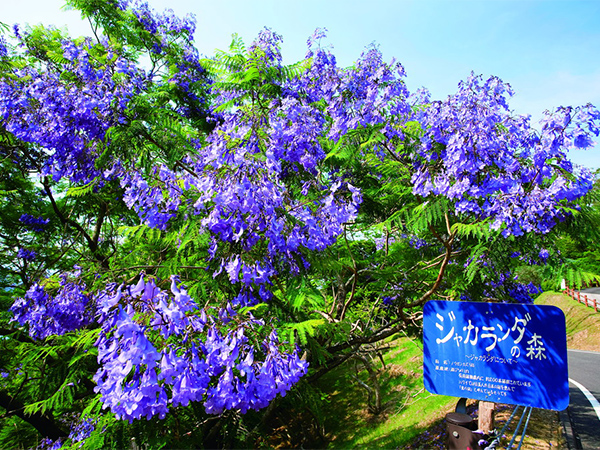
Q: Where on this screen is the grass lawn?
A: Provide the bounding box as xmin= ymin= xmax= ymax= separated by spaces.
xmin=317 ymin=334 xmax=457 ymax=448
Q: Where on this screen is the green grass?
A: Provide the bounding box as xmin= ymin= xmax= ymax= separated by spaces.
xmin=317 ymin=335 xmax=456 ymax=448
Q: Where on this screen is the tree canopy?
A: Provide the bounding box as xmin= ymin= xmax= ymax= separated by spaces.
xmin=0 ymin=0 xmax=599 ymax=448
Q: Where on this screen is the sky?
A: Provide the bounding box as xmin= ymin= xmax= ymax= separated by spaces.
xmin=2 ymin=0 xmax=600 ymax=169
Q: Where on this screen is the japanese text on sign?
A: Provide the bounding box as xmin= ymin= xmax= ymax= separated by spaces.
xmin=434 ymin=311 xmax=546 ymax=360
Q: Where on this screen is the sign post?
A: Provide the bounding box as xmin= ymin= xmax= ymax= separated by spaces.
xmin=423 ymin=300 xmax=569 ymax=432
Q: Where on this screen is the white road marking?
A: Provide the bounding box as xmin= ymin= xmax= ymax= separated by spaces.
xmin=569 ymin=378 xmax=600 ymax=421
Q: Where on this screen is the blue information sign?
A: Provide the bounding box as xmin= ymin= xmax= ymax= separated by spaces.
xmin=423 ymin=300 xmax=568 ymax=410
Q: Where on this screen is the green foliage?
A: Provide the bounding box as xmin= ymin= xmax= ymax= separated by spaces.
xmin=451 ymin=220 xmax=493 ymax=241
xmin=312 ymin=336 xmax=455 ymax=449
xmin=408 ymin=198 xmax=449 ymax=233
xmin=515 ymin=265 xmax=543 ymax=286
xmin=281 ymin=319 xmax=326 ymax=347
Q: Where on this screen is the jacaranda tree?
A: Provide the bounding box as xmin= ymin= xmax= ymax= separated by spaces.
xmin=1 ymin=0 xmax=598 ymax=448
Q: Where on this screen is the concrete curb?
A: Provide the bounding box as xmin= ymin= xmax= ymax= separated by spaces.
xmin=559 ymin=406 xmax=582 ymax=450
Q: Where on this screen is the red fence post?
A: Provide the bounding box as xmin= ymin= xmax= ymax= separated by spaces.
xmin=584 ymin=295 xmax=588 ymax=307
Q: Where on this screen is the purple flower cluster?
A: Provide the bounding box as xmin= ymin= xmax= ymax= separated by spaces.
xmin=507 ymin=281 xmax=543 ymax=304
xmin=118 ymin=0 xmax=196 ymax=38
xmin=404 ymin=234 xmax=429 ymax=250
xmin=17 ymin=247 xmax=36 ymax=261
xmin=381 ymin=296 xmax=396 ymax=307
xmin=115 ymin=31 xmax=383 ymax=306
xmin=373 ymin=232 xmax=428 ymax=251
xmin=68 ymin=416 xmax=96 ymax=444
xmin=485 ymin=271 xmax=542 ymax=304
xmin=112 ymin=0 xmax=206 ymax=118
xmin=2 ymin=4 xmax=597 ymax=441
xmin=411 ymin=74 xmax=598 ymax=236
xmin=34 ymin=437 xmax=64 ymax=450
xmin=10 ymin=269 xmax=92 ymax=339
xmin=508 ymin=248 xmax=550 ymax=265
xmin=0 ymin=33 xmax=147 ymax=184
xmin=249 ymin=27 xmax=283 ymax=65
xmin=0 ymin=35 xmax=8 ymax=58
xmin=93 ymin=275 xmax=307 ymax=421
xmin=538 ymin=248 xmax=550 ymax=262
xmin=291 ymin=33 xmax=410 ymax=146
xmin=19 ymin=214 xmax=49 ymax=233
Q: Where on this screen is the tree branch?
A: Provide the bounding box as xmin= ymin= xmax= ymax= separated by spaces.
xmin=42 ymin=177 xmax=109 ymax=269
xmin=339 ymin=226 xmax=358 ymax=322
xmin=0 ymin=390 xmax=68 ymax=441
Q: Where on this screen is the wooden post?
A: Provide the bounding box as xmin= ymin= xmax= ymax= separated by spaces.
xmin=584 ymin=295 xmax=588 ymax=307
xmin=478 ymin=401 xmax=495 ymax=434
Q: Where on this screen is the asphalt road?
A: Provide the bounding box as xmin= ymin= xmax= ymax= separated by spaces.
xmin=565 ymin=349 xmax=600 ymax=449
xmin=578 ymin=287 xmax=600 ymax=304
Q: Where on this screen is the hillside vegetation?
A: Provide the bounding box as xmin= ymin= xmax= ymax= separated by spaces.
xmin=535 ymin=291 xmax=600 ymax=352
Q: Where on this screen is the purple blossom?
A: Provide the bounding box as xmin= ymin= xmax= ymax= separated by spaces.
xmin=93 ymin=275 xmax=308 ymax=421
xmin=17 ymin=248 xmax=36 ymax=261
xmin=19 ymin=214 xmax=49 ymax=232
xmin=68 ymin=416 xmax=96 ymax=443
xmin=411 ymin=73 xmax=595 ymax=237
xmin=0 ymin=36 xmax=8 ymax=58
xmin=10 ymin=270 xmax=92 ymax=340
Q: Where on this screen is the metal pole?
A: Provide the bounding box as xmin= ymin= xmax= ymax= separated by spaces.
xmin=506 ymin=406 xmax=531 ymax=449
xmin=514 ymin=407 xmax=533 ymax=450
xmin=484 ymin=406 xmax=521 ymax=450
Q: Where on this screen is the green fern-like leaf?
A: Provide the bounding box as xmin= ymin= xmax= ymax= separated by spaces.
xmin=465 ymin=243 xmax=488 ymax=284
xmin=66 ymin=180 xmax=97 ymax=197
xmin=555 ymin=262 xmax=600 ymax=289
xmin=451 ymin=220 xmax=493 ymax=240
xmin=281 ymin=319 xmax=326 ymax=346
xmin=409 ymin=198 xmax=449 ymax=232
